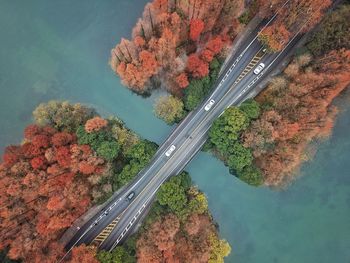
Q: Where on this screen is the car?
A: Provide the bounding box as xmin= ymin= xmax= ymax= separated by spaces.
xmin=104 ymin=210 xmax=109 ymax=215
xmin=254 ymin=63 xmax=265 ymax=74
xmin=204 ymin=99 xmax=215 ymax=111
xmin=165 ymin=145 xmax=176 ymax=157
xmin=76 ymin=226 xmax=80 ymax=230
xmin=127 ymin=191 xmax=135 ymax=200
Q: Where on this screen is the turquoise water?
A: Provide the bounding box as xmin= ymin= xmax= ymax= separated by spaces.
xmin=0 ymin=1 xmax=349 ymax=262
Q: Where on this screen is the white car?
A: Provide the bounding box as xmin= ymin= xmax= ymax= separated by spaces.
xmin=165 ymin=145 xmax=176 ymax=157
xmin=204 ymin=99 xmax=215 ymax=111
xmin=254 ymin=63 xmax=265 ymax=74
xmin=127 ymin=191 xmax=135 ymax=200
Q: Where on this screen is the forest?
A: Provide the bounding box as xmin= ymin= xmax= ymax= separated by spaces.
xmin=111 ymin=0 xmax=350 ymax=187
xmin=208 ymin=2 xmax=350 ymax=186
xmin=0 ymin=101 xmax=230 ymax=262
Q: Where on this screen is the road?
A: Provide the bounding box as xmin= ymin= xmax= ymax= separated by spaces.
xmin=63 ymin=2 xmax=304 ymax=256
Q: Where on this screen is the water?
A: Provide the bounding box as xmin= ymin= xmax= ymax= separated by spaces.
xmin=0 ymin=1 xmax=349 ymax=262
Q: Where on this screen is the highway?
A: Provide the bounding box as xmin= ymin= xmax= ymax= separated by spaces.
xmin=63 ymin=1 xmax=305 ymax=257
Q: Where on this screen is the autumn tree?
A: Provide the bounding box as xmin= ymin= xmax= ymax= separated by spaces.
xmin=154 ymin=95 xmax=185 ymax=124
xmin=85 ymin=117 xmax=108 ymax=133
xmin=189 ymin=19 xmax=205 ymax=41
xmin=33 ymin=101 xmax=95 ymax=132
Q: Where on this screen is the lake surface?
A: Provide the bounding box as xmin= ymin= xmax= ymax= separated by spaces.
xmin=0 ymin=1 xmax=349 ymax=262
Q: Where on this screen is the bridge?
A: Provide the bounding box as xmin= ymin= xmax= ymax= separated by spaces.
xmin=63 ymin=2 xmax=305 ymax=257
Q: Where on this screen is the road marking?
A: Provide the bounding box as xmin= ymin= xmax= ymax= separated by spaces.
xmin=92 ymin=215 xmax=122 ymax=247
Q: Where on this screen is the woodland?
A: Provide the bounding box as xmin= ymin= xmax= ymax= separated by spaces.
xmin=208 ymin=2 xmax=350 ymax=186
xmin=0 ymin=101 xmax=230 ymax=262
xmin=111 ymin=0 xmax=349 ymax=187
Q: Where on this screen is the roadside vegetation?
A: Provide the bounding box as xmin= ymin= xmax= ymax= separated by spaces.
xmin=0 ymin=101 xmax=230 ymax=262
xmin=209 ymin=2 xmax=350 ymax=186
xmin=257 ymin=0 xmax=331 ymax=52
xmin=110 ymin=0 xmax=350 ymax=188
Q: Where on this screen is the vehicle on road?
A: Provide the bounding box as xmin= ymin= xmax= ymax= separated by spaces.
xmin=254 ymin=63 xmax=265 ymax=74
xmin=127 ymin=192 xmax=135 ymax=200
xmin=76 ymin=226 xmax=80 ymax=230
xmin=165 ymin=145 xmax=176 ymax=157
xmin=205 ymin=99 xmax=215 ymax=111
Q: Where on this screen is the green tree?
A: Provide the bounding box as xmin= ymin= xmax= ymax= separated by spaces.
xmin=125 ymin=140 xmax=158 ymax=165
xmin=237 ymin=165 xmax=263 ymax=186
xmin=183 ymin=58 xmax=221 ymax=111
xmin=97 ymin=246 xmax=134 ymax=263
xmin=307 ymin=4 xmax=350 ymax=56
xmin=209 ymin=107 xmax=249 ymax=152
xmin=114 ymin=161 xmax=144 ymax=189
xmin=154 ymin=95 xmax=185 ymax=124
xmin=184 ymin=78 xmax=207 ymax=111
xmin=239 ymin=99 xmax=260 ymax=120
xmin=96 ymin=141 xmax=120 ymax=161
xmin=156 ymin=172 xmax=191 ymax=216
xmin=33 ymin=100 xmax=95 ymax=131
xmin=227 ymin=142 xmax=253 ymax=172
xmin=76 ymin=126 xmax=111 ymax=150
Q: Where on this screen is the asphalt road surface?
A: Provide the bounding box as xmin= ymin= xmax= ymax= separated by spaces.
xmin=64 ymin=2 xmax=303 ymax=257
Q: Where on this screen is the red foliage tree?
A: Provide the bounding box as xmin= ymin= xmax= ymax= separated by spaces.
xmin=187 ymin=54 xmax=209 ymax=78
xmin=2 ymin=146 xmax=21 ymax=168
xmin=30 ymin=155 xmax=47 ymax=170
xmin=189 ymin=19 xmax=205 ymax=41
xmin=206 ymin=36 xmax=224 ymax=55
xmin=31 ymin=134 xmax=50 ymax=149
xmin=175 ymin=73 xmax=189 ymax=88
xmin=68 ymin=245 xmax=99 ymax=263
xmin=51 ymin=132 xmax=74 ymax=146
xmin=56 ymin=146 xmax=71 ymax=168
xmin=0 ymin=124 xmax=107 ymax=262
xmin=24 ymin=124 xmax=41 ymax=140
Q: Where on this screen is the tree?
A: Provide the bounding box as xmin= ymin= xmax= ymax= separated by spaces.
xmin=175 ymin=73 xmax=189 ymax=88
xmin=51 ymin=132 xmax=74 ymax=147
xmin=125 ymin=140 xmax=158 ymax=165
xmin=115 ymin=161 xmax=144 ymax=189
xmin=97 ymin=247 xmax=134 ymax=263
xmin=69 ymin=245 xmax=99 ymax=263
xmin=227 ymin=142 xmax=253 ymax=172
xmin=237 ymin=165 xmax=263 ymax=186
xmin=208 ymin=234 xmax=231 ymax=263
xmin=189 ymin=19 xmax=205 ymax=41
xmin=33 ymin=101 xmax=95 ymax=132
xmin=85 ymin=117 xmax=108 ymax=133
xmin=258 ymin=24 xmax=291 ymax=52
xmin=154 ymin=95 xmax=185 ymax=124
xmin=187 ymin=54 xmax=209 ymax=78
xmin=156 ymin=172 xmax=190 ymax=217
xmin=188 ymin=192 xmax=208 ymax=215
xmin=96 ymin=141 xmax=120 ymax=161
xmin=209 ymin=107 xmax=249 ymax=152
xmin=239 ymin=99 xmax=261 ymax=120
xmin=307 ymin=4 xmax=350 ymax=56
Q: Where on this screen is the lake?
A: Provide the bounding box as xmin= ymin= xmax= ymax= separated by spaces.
xmin=0 ymin=1 xmax=349 ymax=262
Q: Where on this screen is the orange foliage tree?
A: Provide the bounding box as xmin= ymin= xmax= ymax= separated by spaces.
xmin=110 ymin=0 xmax=246 ymax=94
xmin=0 ymin=124 xmax=107 ymax=262
xmin=85 ymin=117 xmax=108 ymax=133
xmin=258 ymin=0 xmax=332 ymax=52
xmin=243 ymin=49 xmax=350 ymax=186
